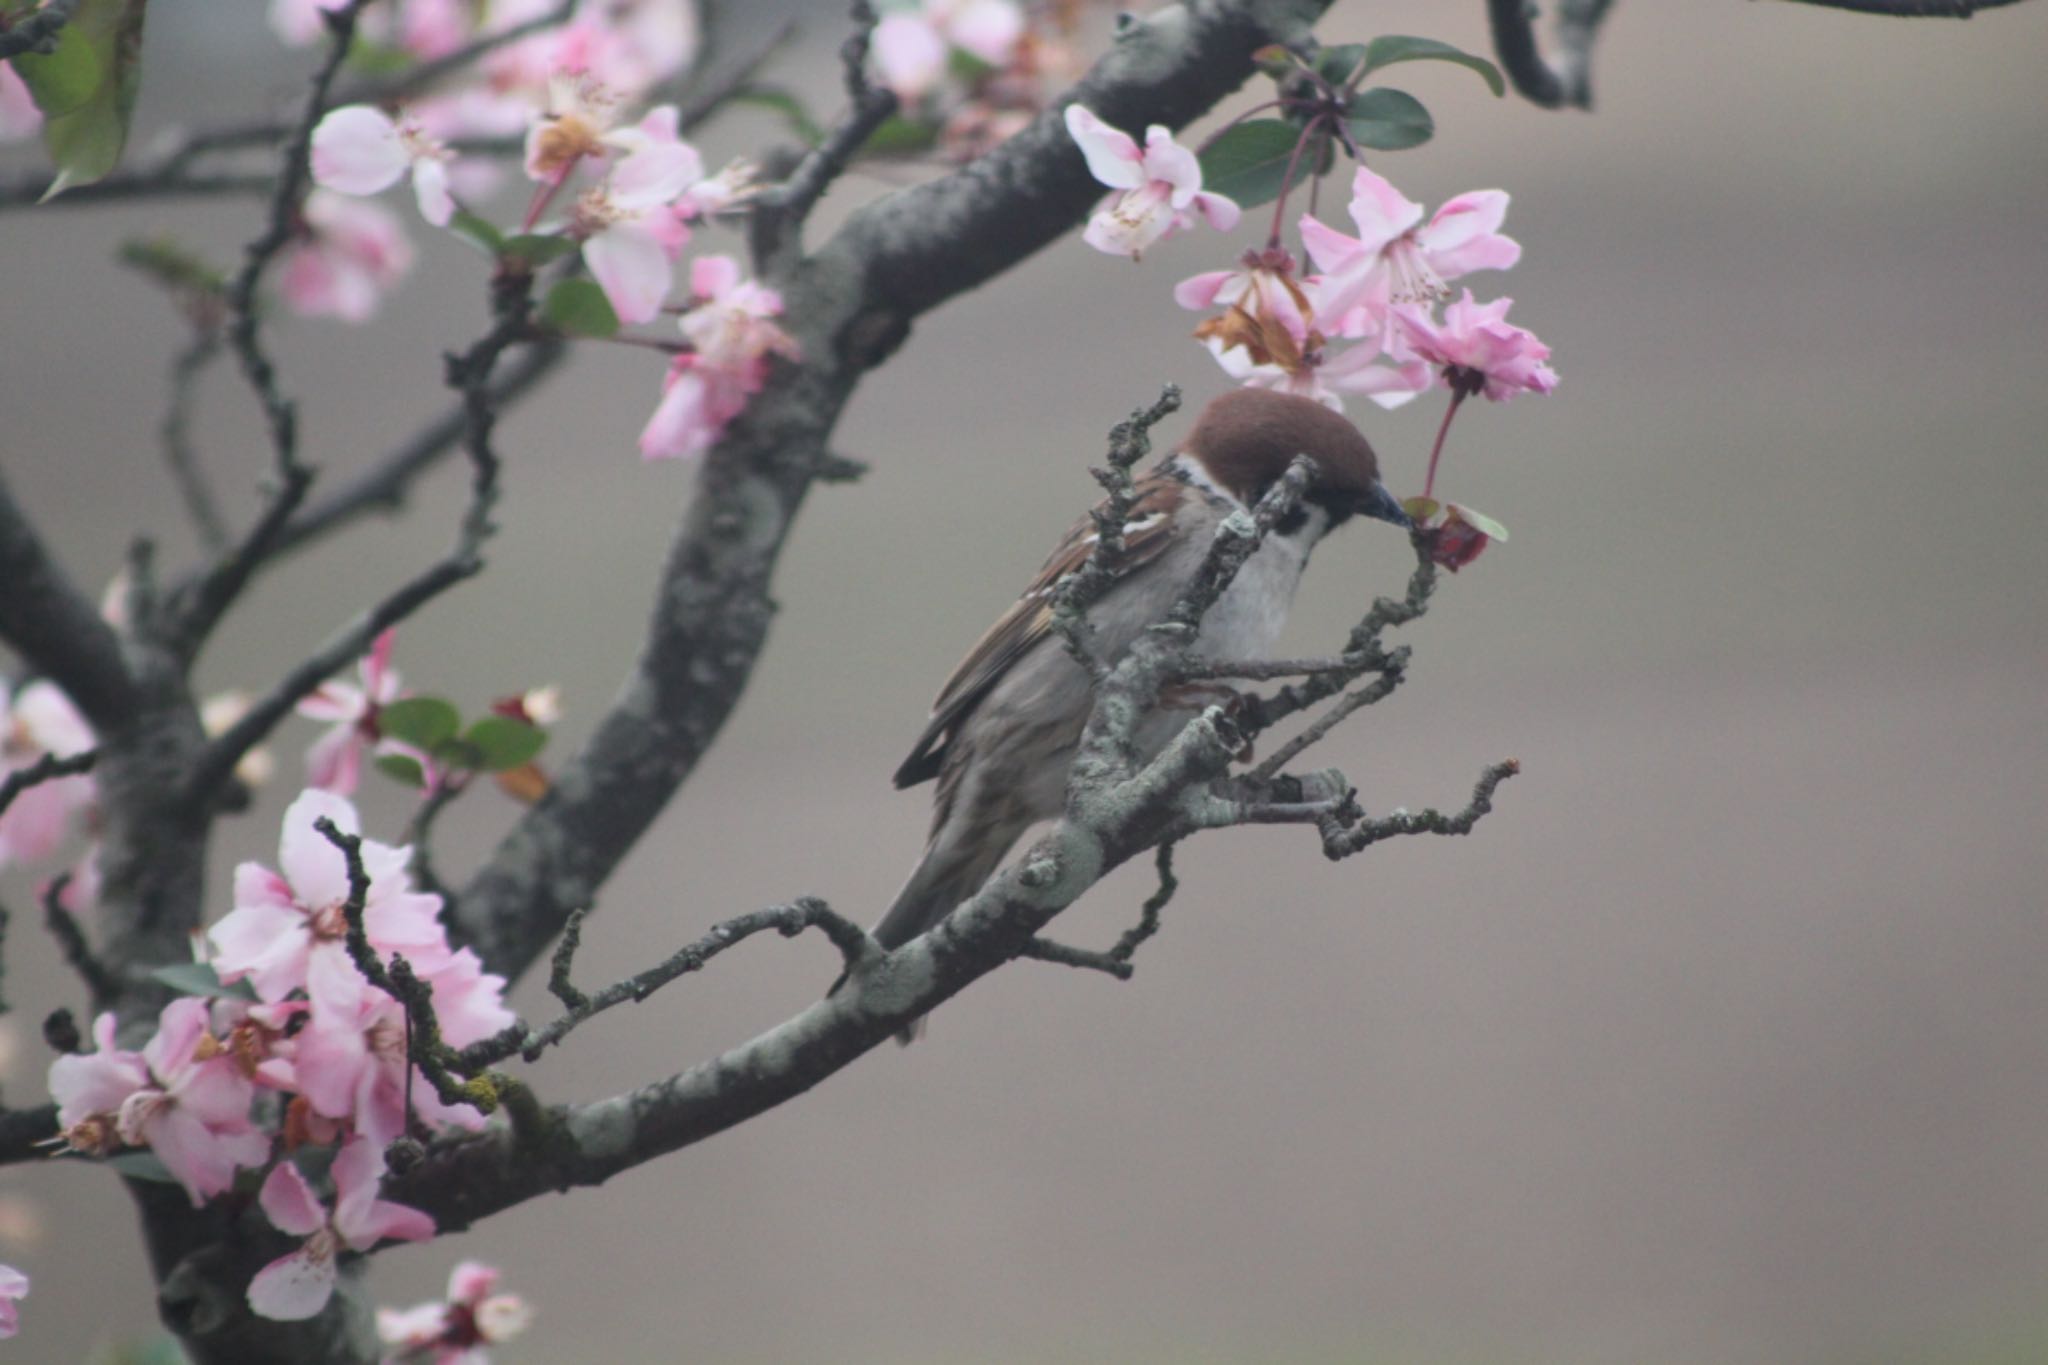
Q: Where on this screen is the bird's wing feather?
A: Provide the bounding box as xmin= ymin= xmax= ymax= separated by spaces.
xmin=892 ymin=472 xmax=1186 ymax=789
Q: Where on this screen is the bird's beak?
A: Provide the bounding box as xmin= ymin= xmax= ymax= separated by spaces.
xmin=1359 ymin=480 xmax=1412 ymax=529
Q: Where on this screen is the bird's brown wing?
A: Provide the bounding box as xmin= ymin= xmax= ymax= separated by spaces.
xmin=892 ymin=471 xmax=1186 ymax=789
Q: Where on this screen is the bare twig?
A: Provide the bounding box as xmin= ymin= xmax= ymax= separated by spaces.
xmin=175 ymin=0 xmax=376 ymax=656
xmin=160 ymin=331 xmax=230 ymax=554
xmin=750 ymin=2 xmax=898 ymax=269
xmin=1317 ymin=760 xmax=1520 ymax=859
xmin=1486 ymin=0 xmax=1617 ymax=110
xmin=1050 ymin=385 xmax=1183 ymax=678
xmin=471 ymin=897 xmax=877 ymax=1067
xmin=42 ymin=873 xmax=118 ymax=1004
xmin=0 ymin=748 xmax=97 ymax=823
xmin=1020 ymin=841 xmax=1178 ymax=979
xmin=182 ymin=267 xmax=529 ymax=803
xmin=1776 ymin=0 xmax=2028 ymax=11
xmin=346 ymin=0 xmax=575 ymax=107
xmin=273 ymin=339 xmax=565 ymax=558
xmin=315 ymin=815 xmax=481 ymax=1117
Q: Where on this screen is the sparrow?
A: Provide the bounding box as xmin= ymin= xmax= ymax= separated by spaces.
xmin=870 ymin=388 xmax=1410 ymax=1029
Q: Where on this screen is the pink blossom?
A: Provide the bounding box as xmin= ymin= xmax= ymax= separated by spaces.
xmin=420 ymin=947 xmax=517 ymax=1049
xmin=114 ymin=998 xmax=271 ymax=1205
xmin=296 ymin=628 xmax=402 ymax=796
xmin=1395 ymin=290 xmax=1558 ymax=401
xmin=1208 ymin=334 xmax=1431 ymax=412
xmin=638 ymin=256 xmax=798 ymax=461
xmin=311 ymin=106 xmax=456 ymax=227
xmin=1303 ymin=166 xmax=1520 ymax=335
xmin=0 ymin=1264 xmax=25 ymax=1340
xmin=521 ymin=69 xmax=652 ymax=184
xmin=269 ymin=0 xmax=356 ymax=47
xmin=0 ymin=63 xmax=41 ymax=143
xmin=249 ymin=1138 xmax=435 ymax=1321
xmin=48 ymin=1001 xmax=270 ymax=1205
xmin=873 ymin=13 xmax=948 ymax=101
xmin=279 ymin=192 xmax=415 ymax=323
xmin=873 ymin=0 xmax=1024 ymax=100
xmin=570 ymin=106 xmax=704 ymax=324
xmin=378 ymin=1259 xmax=534 ymax=1361
xmin=208 ymin=789 xmax=452 ymax=1007
xmin=1063 ymin=105 xmax=1238 ymax=259
xmin=1179 ymin=251 xmax=1429 ymax=412
xmin=294 ymin=970 xmax=486 ymax=1148
xmin=0 ymin=679 xmax=95 ymax=870
xmin=48 ymin=1012 xmax=150 ymax=1158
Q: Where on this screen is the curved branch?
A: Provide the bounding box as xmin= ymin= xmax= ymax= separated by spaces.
xmin=454 ymin=0 xmax=1339 ymax=983
xmin=0 ymin=467 xmax=138 ymax=730
xmin=1486 ymin=0 xmax=1616 ymax=110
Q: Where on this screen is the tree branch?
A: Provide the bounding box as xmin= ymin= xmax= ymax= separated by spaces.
xmin=0 ymin=748 xmax=96 ymax=822
xmin=169 ymin=0 xmax=376 ymax=659
xmin=0 ymin=465 xmax=138 ymax=730
xmin=1486 ymin=0 xmax=1617 ymax=110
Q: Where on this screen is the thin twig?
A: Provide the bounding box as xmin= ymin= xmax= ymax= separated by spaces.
xmin=42 ymin=873 xmax=118 ymax=1004
xmin=1485 ymin=0 xmax=1617 ymax=110
xmin=1318 ymin=760 xmax=1520 ymax=859
xmin=315 ymin=816 xmax=479 ymax=1116
xmin=750 ymin=2 xmax=898 ymax=268
xmin=1051 ymin=385 xmax=1183 ymax=678
xmin=0 ymin=749 xmax=97 ymax=823
xmin=1018 ymin=840 xmax=1178 ymax=979
xmin=160 ymin=330 xmax=230 ymax=553
xmin=271 ymin=339 xmax=564 ymax=557
xmin=460 ymin=897 xmax=876 ymax=1067
xmin=182 ymin=266 xmax=530 ymax=803
xmin=178 ymin=0 xmax=376 ymax=656
xmin=346 ymin=0 xmax=575 ymax=107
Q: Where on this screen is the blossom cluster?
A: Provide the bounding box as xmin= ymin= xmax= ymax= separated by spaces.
xmin=1065 ymin=104 xmax=1558 ymax=566
xmin=45 ymin=788 xmax=516 ymax=1323
xmin=279 ymin=0 xmax=793 ymax=460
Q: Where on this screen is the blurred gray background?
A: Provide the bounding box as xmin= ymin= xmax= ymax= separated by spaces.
xmin=3 ymin=1 xmax=2047 ymax=1361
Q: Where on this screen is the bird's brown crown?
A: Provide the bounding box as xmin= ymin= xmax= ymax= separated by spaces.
xmin=1181 ymin=388 xmax=1383 ymax=507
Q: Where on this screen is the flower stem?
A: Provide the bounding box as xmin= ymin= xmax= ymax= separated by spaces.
xmin=520 ymin=162 xmax=574 ymax=232
xmin=1266 ymin=118 xmax=1322 ymax=250
xmin=1423 ymin=388 xmax=1465 ymax=500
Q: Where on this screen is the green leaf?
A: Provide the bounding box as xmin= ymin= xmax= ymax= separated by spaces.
xmin=458 ymin=715 xmax=547 ymax=773
xmin=858 ymin=113 xmax=939 ymax=156
xmin=1315 ymin=42 xmax=1367 ymax=88
xmin=150 ymin=961 xmax=257 ymax=1000
xmin=377 ymin=696 xmax=460 ymax=750
xmin=1362 ymin=35 xmax=1505 ymax=98
xmin=106 ymin=1151 xmax=182 ymax=1184
xmin=373 ymin=752 xmax=428 ymax=788
xmin=946 ymin=47 xmax=998 ymax=85
xmin=730 ymin=85 xmax=825 ymax=145
xmin=1196 ymin=119 xmax=1308 ymax=211
xmin=447 ymin=207 xmax=506 ymax=256
xmin=1345 ymin=87 xmax=1434 ymax=152
xmin=501 ymin=232 xmax=577 ymax=267
xmin=12 ymin=0 xmax=149 ymax=198
xmin=539 ymin=278 xmax=619 ymax=338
